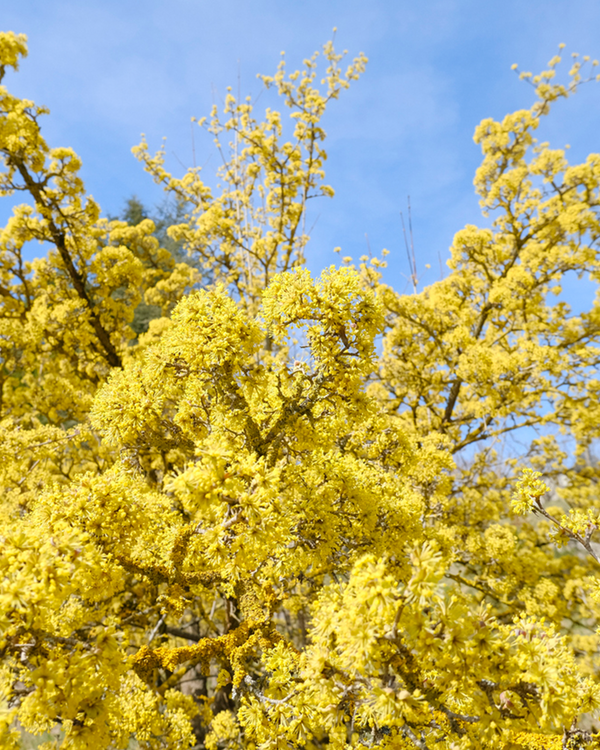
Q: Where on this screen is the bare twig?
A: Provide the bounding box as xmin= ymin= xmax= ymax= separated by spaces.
xmin=148 ymin=614 xmax=166 ymax=644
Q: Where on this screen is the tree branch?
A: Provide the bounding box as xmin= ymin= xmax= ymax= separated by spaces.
xmin=8 ymin=157 xmax=122 ymax=368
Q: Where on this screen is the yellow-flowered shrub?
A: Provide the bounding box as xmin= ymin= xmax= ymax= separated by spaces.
xmin=3 ymin=28 xmax=600 ymax=750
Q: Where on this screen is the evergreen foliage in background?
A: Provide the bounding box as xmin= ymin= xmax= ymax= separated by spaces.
xmin=111 ymin=195 xmax=192 ymax=339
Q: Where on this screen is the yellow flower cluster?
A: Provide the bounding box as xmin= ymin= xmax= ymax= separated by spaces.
xmin=2 ymin=28 xmax=600 ymax=749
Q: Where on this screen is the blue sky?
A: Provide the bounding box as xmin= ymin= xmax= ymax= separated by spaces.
xmin=3 ymin=0 xmax=600 ymax=293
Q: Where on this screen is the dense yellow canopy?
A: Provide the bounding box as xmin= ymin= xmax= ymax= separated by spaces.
xmin=2 ymin=29 xmax=600 ymax=750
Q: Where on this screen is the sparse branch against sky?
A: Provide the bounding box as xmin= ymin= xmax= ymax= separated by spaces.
xmin=3 ymin=0 xmax=600 ymax=290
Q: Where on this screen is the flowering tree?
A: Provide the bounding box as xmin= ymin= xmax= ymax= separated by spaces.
xmin=2 ymin=29 xmax=600 ymax=750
